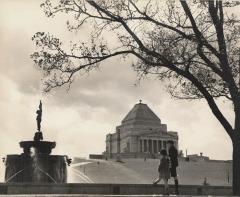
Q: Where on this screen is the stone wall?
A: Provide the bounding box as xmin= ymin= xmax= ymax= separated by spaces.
xmin=0 ymin=183 xmax=232 ymax=195
xmin=106 ymin=152 xmax=161 ymax=159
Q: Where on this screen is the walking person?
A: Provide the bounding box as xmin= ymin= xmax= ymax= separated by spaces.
xmin=153 ymin=149 xmax=170 ymax=195
xmin=167 ymin=140 xmax=179 ymax=195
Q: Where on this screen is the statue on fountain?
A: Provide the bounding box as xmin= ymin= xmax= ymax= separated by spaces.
xmin=36 ymin=100 xmax=42 ymax=131
xmin=34 ymin=100 xmax=43 ymax=141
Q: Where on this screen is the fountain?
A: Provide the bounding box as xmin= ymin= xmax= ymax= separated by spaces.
xmin=4 ymin=100 xmax=71 ymax=183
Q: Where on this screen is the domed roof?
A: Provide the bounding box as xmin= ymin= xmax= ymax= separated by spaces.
xmin=121 ymin=101 xmax=161 ymax=125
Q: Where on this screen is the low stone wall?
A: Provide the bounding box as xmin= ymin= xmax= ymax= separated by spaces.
xmin=105 ymin=153 xmax=161 ymax=159
xmin=89 ymin=154 xmax=104 ymax=159
xmin=0 ymin=183 xmax=232 ymax=195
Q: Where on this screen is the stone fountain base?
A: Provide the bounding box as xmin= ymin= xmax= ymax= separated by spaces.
xmin=4 ymin=140 xmax=68 ymax=183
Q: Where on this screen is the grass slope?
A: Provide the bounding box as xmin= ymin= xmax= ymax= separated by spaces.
xmin=72 ymin=158 xmax=232 ymax=186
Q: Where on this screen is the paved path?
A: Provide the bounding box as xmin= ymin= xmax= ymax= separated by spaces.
xmin=68 ymin=162 xmax=94 ymax=183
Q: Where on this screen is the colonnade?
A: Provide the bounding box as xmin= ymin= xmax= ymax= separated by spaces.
xmin=139 ymin=139 xmax=170 ymax=153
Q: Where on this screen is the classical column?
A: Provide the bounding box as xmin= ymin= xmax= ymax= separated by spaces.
xmin=147 ymin=139 xmax=149 ymax=152
xmin=117 ymin=129 xmax=120 ymax=154
xmin=142 ymin=139 xmax=146 ymax=152
xmin=148 ymin=139 xmax=150 ymax=153
xmin=142 ymin=139 xmax=144 ymax=152
xmin=109 ymin=134 xmax=112 ymax=158
xmin=163 ymin=140 xmax=166 ymax=149
xmin=139 ymin=139 xmax=142 ymax=152
xmin=144 ymin=139 xmax=147 ymax=152
xmin=153 ymin=140 xmax=155 ymax=153
xmin=139 ymin=139 xmax=141 ymax=152
xmin=158 ymin=140 xmax=162 ymax=152
xmin=156 ymin=140 xmax=159 ymax=153
xmin=116 ymin=129 xmax=121 ymax=162
xmin=155 ymin=140 xmax=158 ymax=153
xmin=149 ymin=139 xmax=152 ymax=153
xmin=152 ymin=139 xmax=154 ymax=153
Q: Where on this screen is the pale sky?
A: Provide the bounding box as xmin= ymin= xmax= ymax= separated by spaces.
xmin=0 ymin=0 xmax=235 ymax=167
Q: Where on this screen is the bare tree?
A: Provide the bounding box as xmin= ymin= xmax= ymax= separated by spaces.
xmin=31 ymin=0 xmax=240 ymax=194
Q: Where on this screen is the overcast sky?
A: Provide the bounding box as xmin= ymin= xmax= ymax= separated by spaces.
xmin=0 ymin=0 xmax=235 ymax=174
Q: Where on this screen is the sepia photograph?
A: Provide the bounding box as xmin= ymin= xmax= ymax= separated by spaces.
xmin=0 ymin=0 xmax=239 ymax=196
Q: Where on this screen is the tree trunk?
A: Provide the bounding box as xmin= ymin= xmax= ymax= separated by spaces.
xmin=232 ymin=134 xmax=240 ymax=195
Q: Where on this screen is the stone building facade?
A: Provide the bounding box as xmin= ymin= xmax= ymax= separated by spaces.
xmin=105 ymin=101 xmax=178 ymax=158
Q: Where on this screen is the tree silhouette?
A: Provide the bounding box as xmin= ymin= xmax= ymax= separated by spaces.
xmin=31 ymin=0 xmax=240 ymax=194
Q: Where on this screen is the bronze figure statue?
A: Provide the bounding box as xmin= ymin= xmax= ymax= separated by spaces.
xmin=34 ymin=100 xmax=43 ymax=141
xmin=36 ymin=100 xmax=42 ymax=132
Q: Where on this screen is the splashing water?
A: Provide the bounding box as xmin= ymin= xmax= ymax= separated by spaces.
xmin=5 ymin=168 xmax=26 ymax=183
xmin=36 ymin=167 xmax=57 ymax=183
xmin=31 ymin=154 xmax=57 ymax=183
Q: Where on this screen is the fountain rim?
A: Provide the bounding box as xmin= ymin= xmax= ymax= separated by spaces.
xmin=19 ymin=141 xmax=56 ymax=152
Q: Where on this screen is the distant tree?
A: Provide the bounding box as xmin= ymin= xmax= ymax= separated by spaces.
xmin=31 ymin=0 xmax=240 ymax=194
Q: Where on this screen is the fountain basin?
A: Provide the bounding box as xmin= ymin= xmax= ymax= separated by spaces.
xmin=5 ymin=140 xmax=67 ymax=183
xmin=4 ymin=154 xmax=67 ymax=183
